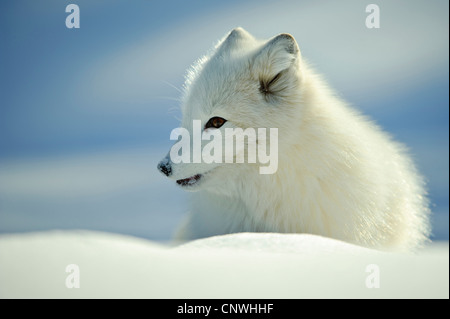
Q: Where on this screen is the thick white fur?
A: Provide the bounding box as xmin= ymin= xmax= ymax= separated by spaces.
xmin=163 ymin=28 xmax=430 ymax=251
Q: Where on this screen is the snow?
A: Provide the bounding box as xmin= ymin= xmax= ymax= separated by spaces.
xmin=0 ymin=231 xmax=448 ymax=298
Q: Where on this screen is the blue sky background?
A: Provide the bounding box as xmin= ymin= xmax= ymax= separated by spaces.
xmin=0 ymin=0 xmax=448 ymax=241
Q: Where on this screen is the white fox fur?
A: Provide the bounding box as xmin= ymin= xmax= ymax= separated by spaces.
xmin=158 ymin=27 xmax=430 ymax=251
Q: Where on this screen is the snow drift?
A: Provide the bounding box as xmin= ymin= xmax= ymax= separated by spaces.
xmin=0 ymin=231 xmax=447 ymax=298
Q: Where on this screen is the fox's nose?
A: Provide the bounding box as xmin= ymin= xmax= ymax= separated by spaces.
xmin=157 ymin=159 xmax=172 ymax=177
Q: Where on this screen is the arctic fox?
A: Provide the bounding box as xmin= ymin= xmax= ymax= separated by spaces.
xmin=157 ymin=28 xmax=430 ymax=251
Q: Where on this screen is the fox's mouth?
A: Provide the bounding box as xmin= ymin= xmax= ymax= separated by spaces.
xmin=176 ymin=174 xmax=202 ymax=187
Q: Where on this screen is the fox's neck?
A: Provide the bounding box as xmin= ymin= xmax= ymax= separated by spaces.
xmin=228 ymin=148 xmax=308 ymax=233
xmin=234 ymin=103 xmax=348 ymax=235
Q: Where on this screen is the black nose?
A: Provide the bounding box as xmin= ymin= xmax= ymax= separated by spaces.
xmin=157 ymin=160 xmax=172 ymax=177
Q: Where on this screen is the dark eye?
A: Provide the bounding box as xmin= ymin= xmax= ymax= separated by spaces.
xmin=205 ymin=117 xmax=227 ymax=129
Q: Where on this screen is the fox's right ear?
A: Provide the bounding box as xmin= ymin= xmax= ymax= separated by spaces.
xmin=253 ymin=33 xmax=301 ymax=101
xmin=254 ymin=33 xmax=300 ymax=79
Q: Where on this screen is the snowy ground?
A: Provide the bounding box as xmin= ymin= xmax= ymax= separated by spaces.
xmin=0 ymin=231 xmax=447 ymax=299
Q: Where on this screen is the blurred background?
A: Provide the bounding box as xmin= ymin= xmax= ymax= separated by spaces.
xmin=0 ymin=0 xmax=448 ymax=242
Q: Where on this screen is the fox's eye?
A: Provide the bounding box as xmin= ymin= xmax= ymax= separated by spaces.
xmin=205 ymin=117 xmax=227 ymax=129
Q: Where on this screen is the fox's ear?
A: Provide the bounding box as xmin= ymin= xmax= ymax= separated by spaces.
xmin=253 ymin=33 xmax=300 ymax=100
xmin=254 ymin=33 xmax=300 ymax=77
xmin=216 ymin=27 xmax=254 ymax=54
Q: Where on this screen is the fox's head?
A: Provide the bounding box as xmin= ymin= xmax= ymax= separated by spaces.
xmin=157 ymin=27 xmax=304 ymax=193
